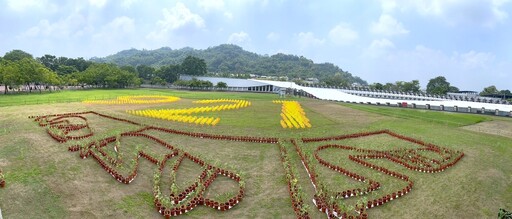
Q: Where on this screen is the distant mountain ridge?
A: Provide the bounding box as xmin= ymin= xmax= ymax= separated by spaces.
xmin=91 ymin=44 xmax=367 ymax=85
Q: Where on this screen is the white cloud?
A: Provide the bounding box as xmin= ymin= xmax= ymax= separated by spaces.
xmin=261 ymin=0 xmax=270 ymax=7
xmin=380 ymin=0 xmax=398 ymax=13
xmin=111 ymin=16 xmax=135 ymax=32
xmin=21 ymin=13 xmax=91 ymax=39
xmin=121 ymin=0 xmax=138 ymax=8
xmin=198 ymin=0 xmax=233 ymax=19
xmin=364 ymin=38 xmax=395 ymax=58
xmin=146 ymin=2 xmax=205 ymax=40
xmin=454 ymin=50 xmax=495 ymax=68
xmin=6 ymin=0 xmax=57 ymax=12
xmin=223 ymin=11 xmax=233 ymax=19
xmin=6 ymin=0 xmax=41 ymax=11
xmin=379 ymin=0 xmax=510 ymax=27
xmin=228 ymin=31 xmax=251 ymax=44
xmin=328 ymin=23 xmax=359 ymax=46
xmin=296 ymin=32 xmax=325 ymax=48
xmin=159 ymin=3 xmax=205 ymax=30
xmin=89 ymin=0 xmax=107 ymax=8
xmin=370 ymin=38 xmax=395 ymax=50
xmin=266 ymin=32 xmax=280 ymax=41
xmin=198 ymin=0 xmax=225 ymax=11
xmin=90 ymin=16 xmax=136 ymax=54
xmin=370 ymin=14 xmax=409 ymax=36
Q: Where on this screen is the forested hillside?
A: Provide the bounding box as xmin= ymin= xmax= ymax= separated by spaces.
xmin=91 ymin=44 xmax=367 ymax=86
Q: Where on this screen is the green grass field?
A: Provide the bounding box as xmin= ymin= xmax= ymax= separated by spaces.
xmin=0 ymin=88 xmax=511 ymax=218
xmin=0 ymin=88 xmax=277 ymax=107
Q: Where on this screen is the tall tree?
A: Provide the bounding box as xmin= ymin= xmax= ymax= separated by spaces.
xmin=372 ymin=80 xmax=421 ymax=92
xmin=150 ymin=76 xmax=167 ymax=86
xmin=78 ymin=63 xmax=139 ymax=88
xmin=383 ymin=83 xmax=395 ymax=91
xmin=0 ymin=59 xmax=6 ymax=93
xmin=369 ymin=82 xmax=384 ymax=90
xmin=17 ymin=58 xmax=46 ymax=92
xmin=40 ymin=67 xmax=61 ymax=92
xmin=0 ymin=60 xmax=23 ymax=94
xmin=62 ymin=74 xmax=79 ymax=87
xmin=499 ymin=89 xmax=511 ymax=95
xmin=3 ymin=50 xmax=33 ymax=62
xmin=324 ymin=73 xmax=349 ymax=87
xmin=216 ymin=81 xmax=227 ymax=88
xmin=448 ymin=86 xmax=460 ymax=93
xmin=157 ymin=64 xmax=180 ymax=83
xmin=56 ymin=65 xmax=78 ymax=75
xmin=63 ymin=57 xmax=91 ymax=72
xmin=401 ymin=80 xmax=420 ymax=93
xmin=37 ymin=54 xmax=58 ymax=71
xmin=426 ymin=76 xmax=451 ymax=95
xmin=136 ymin=65 xmax=155 ymax=80
xmin=480 ymin=85 xmax=499 ymax=96
xmin=120 ymin=65 xmax=137 ymax=74
xmin=181 ymin=56 xmax=207 ymax=76
xmin=189 ymin=78 xmax=213 ymax=87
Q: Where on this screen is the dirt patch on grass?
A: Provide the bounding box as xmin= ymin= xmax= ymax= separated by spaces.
xmin=0 ymin=158 xmax=9 ymax=166
xmin=461 ymin=120 xmax=512 ymax=139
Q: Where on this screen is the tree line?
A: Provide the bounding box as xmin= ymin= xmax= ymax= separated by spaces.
xmin=367 ymin=76 xmax=459 ymax=95
xmin=1 ymin=49 xmax=509 ymax=100
xmin=0 ymin=50 xmax=207 ymax=94
xmin=368 ymin=76 xmax=510 ymax=99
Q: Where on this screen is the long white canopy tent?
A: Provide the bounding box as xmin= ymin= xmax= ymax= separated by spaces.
xmin=251 ymin=79 xmax=512 ymax=113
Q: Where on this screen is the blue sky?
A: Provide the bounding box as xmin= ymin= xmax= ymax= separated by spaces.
xmin=1 ymin=0 xmax=511 ymax=91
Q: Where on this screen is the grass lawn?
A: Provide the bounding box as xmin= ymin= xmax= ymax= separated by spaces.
xmin=0 ymin=88 xmax=511 ymax=218
xmin=0 ymin=88 xmax=278 ymax=107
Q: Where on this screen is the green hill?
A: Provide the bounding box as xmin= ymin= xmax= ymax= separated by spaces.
xmin=91 ymin=44 xmax=366 ymax=85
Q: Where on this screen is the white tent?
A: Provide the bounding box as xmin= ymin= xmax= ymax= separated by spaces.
xmin=251 ymin=79 xmax=512 ymax=113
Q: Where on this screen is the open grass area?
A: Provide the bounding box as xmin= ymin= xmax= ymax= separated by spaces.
xmin=0 ymin=88 xmax=278 ymax=107
xmin=0 ymin=88 xmax=511 ymax=218
xmin=344 ymin=103 xmax=491 ymax=126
